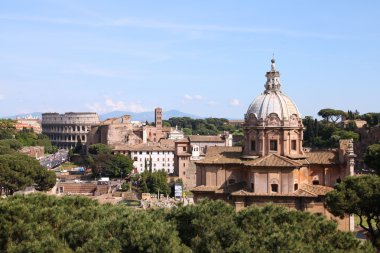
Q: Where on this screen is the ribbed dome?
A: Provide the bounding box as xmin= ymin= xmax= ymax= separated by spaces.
xmin=247 ymin=91 xmax=300 ymax=121
xmin=246 ymin=58 xmax=301 ymax=121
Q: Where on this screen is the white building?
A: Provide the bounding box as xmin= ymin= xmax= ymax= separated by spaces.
xmin=113 ymin=143 xmax=175 ymax=174
xmin=168 ymin=126 xmax=185 ymax=140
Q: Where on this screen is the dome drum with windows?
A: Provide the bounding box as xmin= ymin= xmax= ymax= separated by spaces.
xmin=243 ymin=59 xmax=304 ymax=158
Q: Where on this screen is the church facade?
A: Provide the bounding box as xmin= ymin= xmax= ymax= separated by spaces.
xmin=192 ymin=59 xmax=355 ymax=231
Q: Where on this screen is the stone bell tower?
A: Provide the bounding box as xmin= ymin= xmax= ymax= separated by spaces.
xmin=155 ymin=107 xmax=163 ymax=130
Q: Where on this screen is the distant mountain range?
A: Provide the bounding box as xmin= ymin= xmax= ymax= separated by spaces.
xmin=99 ymin=110 xmax=202 ymax=121
xmin=1 ymin=110 xmax=203 ymax=122
xmin=1 ymin=112 xmax=44 ymax=119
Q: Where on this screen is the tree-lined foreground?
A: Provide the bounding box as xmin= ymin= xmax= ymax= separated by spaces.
xmin=0 ymin=195 xmax=373 ymax=253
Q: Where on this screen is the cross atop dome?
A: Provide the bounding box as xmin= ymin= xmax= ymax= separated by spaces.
xmin=264 ymin=58 xmax=281 ymax=92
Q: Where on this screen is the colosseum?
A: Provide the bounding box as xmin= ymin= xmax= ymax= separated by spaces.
xmin=42 ymin=112 xmax=100 ymax=149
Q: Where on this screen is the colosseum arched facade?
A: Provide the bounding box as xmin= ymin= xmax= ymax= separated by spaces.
xmin=42 ymin=112 xmax=100 ymax=149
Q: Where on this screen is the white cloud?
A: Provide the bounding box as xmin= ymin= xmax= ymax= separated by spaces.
xmin=105 ymin=99 xmax=146 ymax=113
xmin=184 ymin=94 xmax=193 ymax=100
xmin=230 ymin=98 xmax=241 ymax=107
xmin=86 ymin=99 xmax=147 ymax=113
xmin=208 ymin=100 xmax=217 ymax=106
xmin=0 ymin=94 xmax=4 ymax=101
xmin=194 ymin=94 xmax=203 ymax=100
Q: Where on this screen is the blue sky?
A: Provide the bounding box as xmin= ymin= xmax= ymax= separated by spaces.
xmin=0 ymin=0 xmax=379 ymax=119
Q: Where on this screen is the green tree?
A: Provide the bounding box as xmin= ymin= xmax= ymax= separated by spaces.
xmin=0 ymin=119 xmax=16 ymax=139
xmin=364 ymin=144 xmax=380 ymax=175
xmin=0 ymin=139 xmax=22 ymax=154
xmin=137 ymin=170 xmax=170 ymax=195
xmin=325 ymin=175 xmax=380 ymax=249
xmin=88 ymin=143 xmax=112 ymax=155
xmin=0 ymin=194 xmax=189 ymax=253
xmin=111 ymin=154 xmax=133 ymax=178
xmin=182 ymin=127 xmax=192 ymax=136
xmin=0 ymin=195 xmax=373 ymax=253
xmin=237 ymin=204 xmax=371 ymax=252
xmin=0 ymin=153 xmax=56 ymax=195
xmin=318 ymin=108 xmax=347 ymax=123
xmin=168 ymin=199 xmax=249 ymax=252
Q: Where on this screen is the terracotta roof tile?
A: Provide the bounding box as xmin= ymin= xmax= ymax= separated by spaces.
xmin=298 ymin=183 xmax=333 ymax=196
xmin=305 ymin=150 xmax=339 ymax=165
xmin=175 ymin=138 xmax=189 ymax=143
xmin=191 ymin=185 xmax=218 ymax=192
xmin=113 ymin=143 xmax=174 ymax=152
xmin=197 ymin=148 xmax=302 ymax=167
xmin=188 ymin=135 xmax=224 ymax=142
xmin=246 ymin=154 xmax=302 ymax=167
xmin=197 ymin=146 xmax=243 ymax=165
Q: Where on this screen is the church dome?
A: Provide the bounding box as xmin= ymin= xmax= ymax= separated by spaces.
xmin=246 ymin=59 xmax=300 ymax=121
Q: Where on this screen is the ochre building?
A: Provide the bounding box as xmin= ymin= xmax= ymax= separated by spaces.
xmin=192 ymin=59 xmax=355 ymax=231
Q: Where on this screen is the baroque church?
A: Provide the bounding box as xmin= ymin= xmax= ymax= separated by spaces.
xmin=192 ymin=59 xmax=355 ymax=231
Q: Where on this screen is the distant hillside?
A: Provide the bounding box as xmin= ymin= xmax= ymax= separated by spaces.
xmin=1 ymin=110 xmax=202 ymax=122
xmin=100 ymin=110 xmax=202 ymax=122
xmin=1 ymin=112 xmax=43 ymax=119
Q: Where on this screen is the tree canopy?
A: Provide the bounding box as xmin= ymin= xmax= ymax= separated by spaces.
xmin=364 ymin=144 xmax=380 ymax=175
xmin=132 ymin=170 xmax=171 ymax=195
xmin=86 ymin=144 xmax=133 ymax=178
xmin=318 ymin=108 xmax=347 ymax=123
xmin=88 ymin=143 xmax=112 ymax=155
xmin=303 ymin=116 xmax=358 ymax=148
xmin=0 ymin=120 xmax=57 ymax=154
xmin=0 ymin=153 xmax=56 ymax=195
xmin=325 ymin=175 xmax=380 ymax=249
xmin=0 ymin=195 xmax=372 ymax=253
xmin=163 ymin=117 xmax=242 ymax=136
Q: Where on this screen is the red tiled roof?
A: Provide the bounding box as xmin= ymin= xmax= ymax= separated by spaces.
xmin=197 ymin=148 xmax=301 ymax=167
xmin=246 ymin=154 xmax=302 ymax=167
xmin=113 ymin=143 xmax=174 ymax=152
xmin=191 ymin=185 xmax=219 ymax=192
xmin=188 ymin=135 xmax=224 ymax=142
xmin=175 ymin=138 xmax=190 ymax=143
xmin=195 ymin=147 xmax=340 ymax=167
xmin=305 ymin=150 xmax=339 ymax=165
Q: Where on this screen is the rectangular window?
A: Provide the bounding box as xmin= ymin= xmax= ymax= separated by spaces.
xmin=251 ymin=140 xmax=256 ymax=151
xmin=134 ymin=157 xmax=138 ymax=161
xmin=291 ymin=140 xmax=297 ymax=150
xmin=270 ymin=140 xmax=278 ymax=151
xmin=271 ymin=184 xmax=278 ymax=193
xmin=182 ymin=147 xmax=186 ymax=151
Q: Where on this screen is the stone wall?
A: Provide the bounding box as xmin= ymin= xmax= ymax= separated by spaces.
xmin=42 ymin=112 xmax=100 ymax=149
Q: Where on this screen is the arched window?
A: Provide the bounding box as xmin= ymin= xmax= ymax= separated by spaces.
xmin=271 ymin=184 xmax=279 ymax=193
xmin=312 ymin=180 xmax=319 ymax=185
xmin=294 ymin=183 xmax=298 ymax=191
